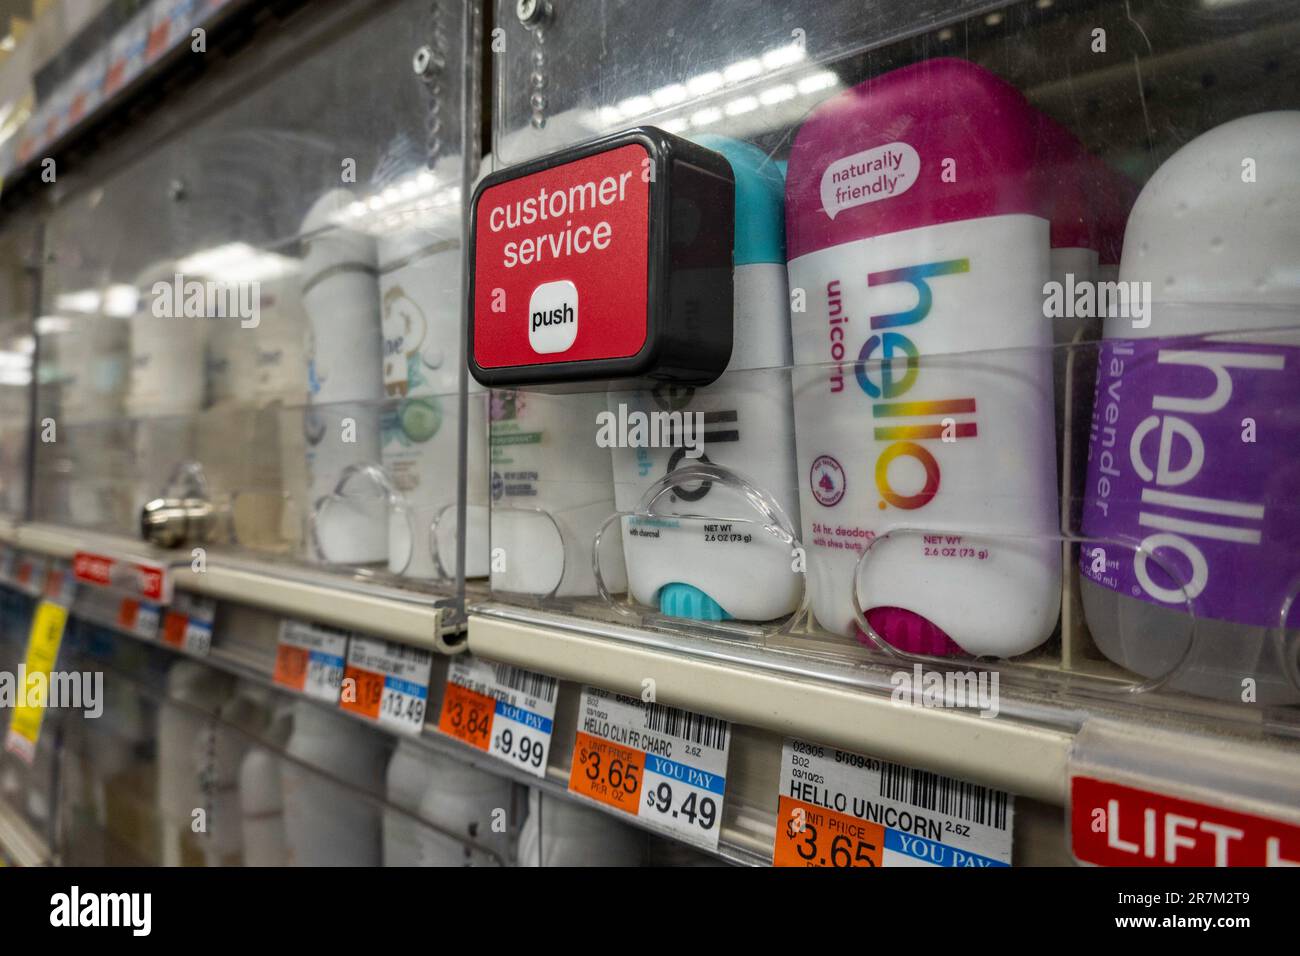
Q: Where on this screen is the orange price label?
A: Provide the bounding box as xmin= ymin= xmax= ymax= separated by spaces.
xmin=568 ymin=731 xmax=644 ymax=815
xmin=773 ymin=796 xmax=885 ymax=868
xmin=117 ymin=598 xmax=140 ymax=630
xmin=438 ymin=682 xmax=495 ymax=751
xmin=272 ymin=644 xmax=310 ymax=692
xmin=146 ymin=25 xmax=170 ymax=60
xmin=160 ymin=609 xmax=187 ymax=648
xmin=340 ymin=666 xmax=384 ymax=721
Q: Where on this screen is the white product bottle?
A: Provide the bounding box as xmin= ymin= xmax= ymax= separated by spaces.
xmin=786 ymin=59 xmax=1061 ymax=657
xmin=281 ymin=700 xmax=389 ymax=866
xmin=128 ymin=260 xmax=208 ymax=523
xmin=1079 ymin=112 xmax=1300 ymax=703
xmin=193 ymin=680 xmax=271 ymax=867
xmin=195 ymin=286 xmax=260 ymax=543
xmin=377 ymin=204 xmax=489 ymax=580
xmin=157 ymin=661 xmax=233 ymax=867
xmin=299 ymin=189 xmax=387 ymax=564
xmin=415 ymin=751 xmax=513 ymax=867
xmin=241 ymin=271 xmax=311 ymax=551
xmin=608 ymin=136 xmax=801 ymax=622
xmin=84 ymin=669 xmax=150 ymax=828
xmin=238 ymin=700 xmax=293 ymax=867
xmin=383 ymin=738 xmax=440 ymax=867
xmin=490 ymin=388 xmax=627 ymax=596
xmin=516 ymin=788 xmax=644 ymax=867
xmin=56 ymin=311 xmax=132 ymax=529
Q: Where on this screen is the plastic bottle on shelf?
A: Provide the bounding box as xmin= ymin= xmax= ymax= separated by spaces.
xmin=299 ymin=189 xmax=387 ymax=565
xmin=1079 ymin=111 xmax=1300 ymax=703
xmin=84 ymin=665 xmax=152 ymax=829
xmin=383 ymin=738 xmax=441 ymax=867
xmin=128 ymin=260 xmax=209 ymax=524
xmin=157 ymin=660 xmax=233 ymax=867
xmin=238 ymin=699 xmax=293 ymax=867
xmin=786 ymin=58 xmax=1061 ymax=657
xmin=1037 ymin=115 xmax=1102 ymax=348
xmin=195 ymin=282 xmax=261 ymax=546
xmin=245 ymin=270 xmax=311 ymax=552
xmin=281 ymin=700 xmax=390 ymax=866
xmin=52 ymin=308 xmax=131 ymax=529
xmin=490 ymin=388 xmax=627 ymax=597
xmin=195 ymin=680 xmax=271 ymax=867
xmin=516 ymin=788 xmax=645 ymax=866
xmin=377 ymin=197 xmax=489 ymax=580
xmin=608 ymin=136 xmax=801 ymax=623
xmin=414 ymin=750 xmax=513 ymax=866
xmin=194 ymin=259 xmax=309 ymax=551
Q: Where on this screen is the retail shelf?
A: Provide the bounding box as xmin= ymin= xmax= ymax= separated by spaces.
xmin=1 ymin=521 xmax=464 ymax=651
xmin=0 ymin=798 xmax=50 ymax=867
xmin=61 ymin=590 xmax=759 ymax=866
xmin=467 ymin=603 xmax=1300 ymax=815
xmin=468 ymin=603 xmax=1077 ymax=805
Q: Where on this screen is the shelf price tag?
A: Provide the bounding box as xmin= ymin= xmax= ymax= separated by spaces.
xmin=13 ymin=552 xmax=47 ymax=596
xmin=3 ymin=562 xmax=75 ymax=764
xmin=437 ymin=655 xmax=558 ymax=778
xmin=116 ymin=597 xmax=162 ymax=639
xmin=773 ymin=739 xmax=1014 ymax=868
xmin=568 ymin=687 xmax=731 ymax=850
xmin=273 ymin=620 xmax=348 ymax=703
xmin=160 ymin=593 xmax=216 ymax=656
xmin=340 ymin=636 xmax=432 ymax=735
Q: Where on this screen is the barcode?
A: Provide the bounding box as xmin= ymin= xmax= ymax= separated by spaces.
xmin=877 ymin=763 xmax=1010 ymax=830
xmin=384 ymin=642 xmax=431 ymax=665
xmin=491 ymin=663 xmax=556 ymax=703
xmin=642 ymin=702 xmax=729 ymax=750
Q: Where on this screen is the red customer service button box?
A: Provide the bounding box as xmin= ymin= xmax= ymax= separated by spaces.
xmin=474 ymin=143 xmax=649 ymax=369
xmin=469 ymin=127 xmax=735 ymax=388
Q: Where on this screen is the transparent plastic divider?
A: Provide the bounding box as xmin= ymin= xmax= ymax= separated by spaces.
xmin=1276 ymin=577 xmax=1300 ymax=696
xmin=851 ymin=527 xmax=1198 ymax=698
xmin=493 ymin=0 xmax=1035 ymax=165
xmin=480 ymin=324 xmax=1300 ymax=710
xmin=307 ymin=461 xmax=395 ymax=567
xmin=593 ymin=460 xmax=808 ymax=637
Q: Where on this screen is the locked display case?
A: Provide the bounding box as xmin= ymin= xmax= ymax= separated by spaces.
xmin=0 ymin=0 xmax=1297 ymax=875
xmin=477 ymin=0 xmax=1300 ymax=716
xmin=28 ymin=0 xmax=485 ymax=624
xmin=0 ymin=217 xmax=38 ymax=522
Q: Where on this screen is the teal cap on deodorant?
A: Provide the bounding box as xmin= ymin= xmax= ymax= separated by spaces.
xmin=658 ymin=583 xmax=733 ymax=622
xmin=692 ymin=135 xmax=786 ymax=266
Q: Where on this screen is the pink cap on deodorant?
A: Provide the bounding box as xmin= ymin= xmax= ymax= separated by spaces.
xmin=1036 ymin=113 xmax=1097 ymax=252
xmin=786 ymin=58 xmax=1055 ymax=261
xmin=858 ymin=607 xmax=966 ymax=657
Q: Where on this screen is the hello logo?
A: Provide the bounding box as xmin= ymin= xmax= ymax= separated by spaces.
xmin=849 ymin=259 xmax=974 ymax=510
xmin=1100 ymin=346 xmax=1281 ymax=603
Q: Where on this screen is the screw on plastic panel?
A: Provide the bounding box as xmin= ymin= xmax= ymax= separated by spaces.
xmin=412 ymin=44 xmax=445 ymax=78
xmin=517 ymin=0 xmax=554 ymax=129
xmin=516 ymin=0 xmax=551 ymax=27
xmin=168 ymin=179 xmax=186 ymax=201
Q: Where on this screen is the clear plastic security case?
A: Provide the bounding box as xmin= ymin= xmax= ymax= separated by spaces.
xmin=28 ymin=0 xmax=484 ymax=606
xmin=481 ymin=0 xmax=1300 ymax=715
xmin=0 ymin=217 xmax=38 ymax=521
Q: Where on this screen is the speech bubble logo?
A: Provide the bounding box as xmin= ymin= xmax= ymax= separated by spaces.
xmin=820 ymin=142 xmax=920 ymax=219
